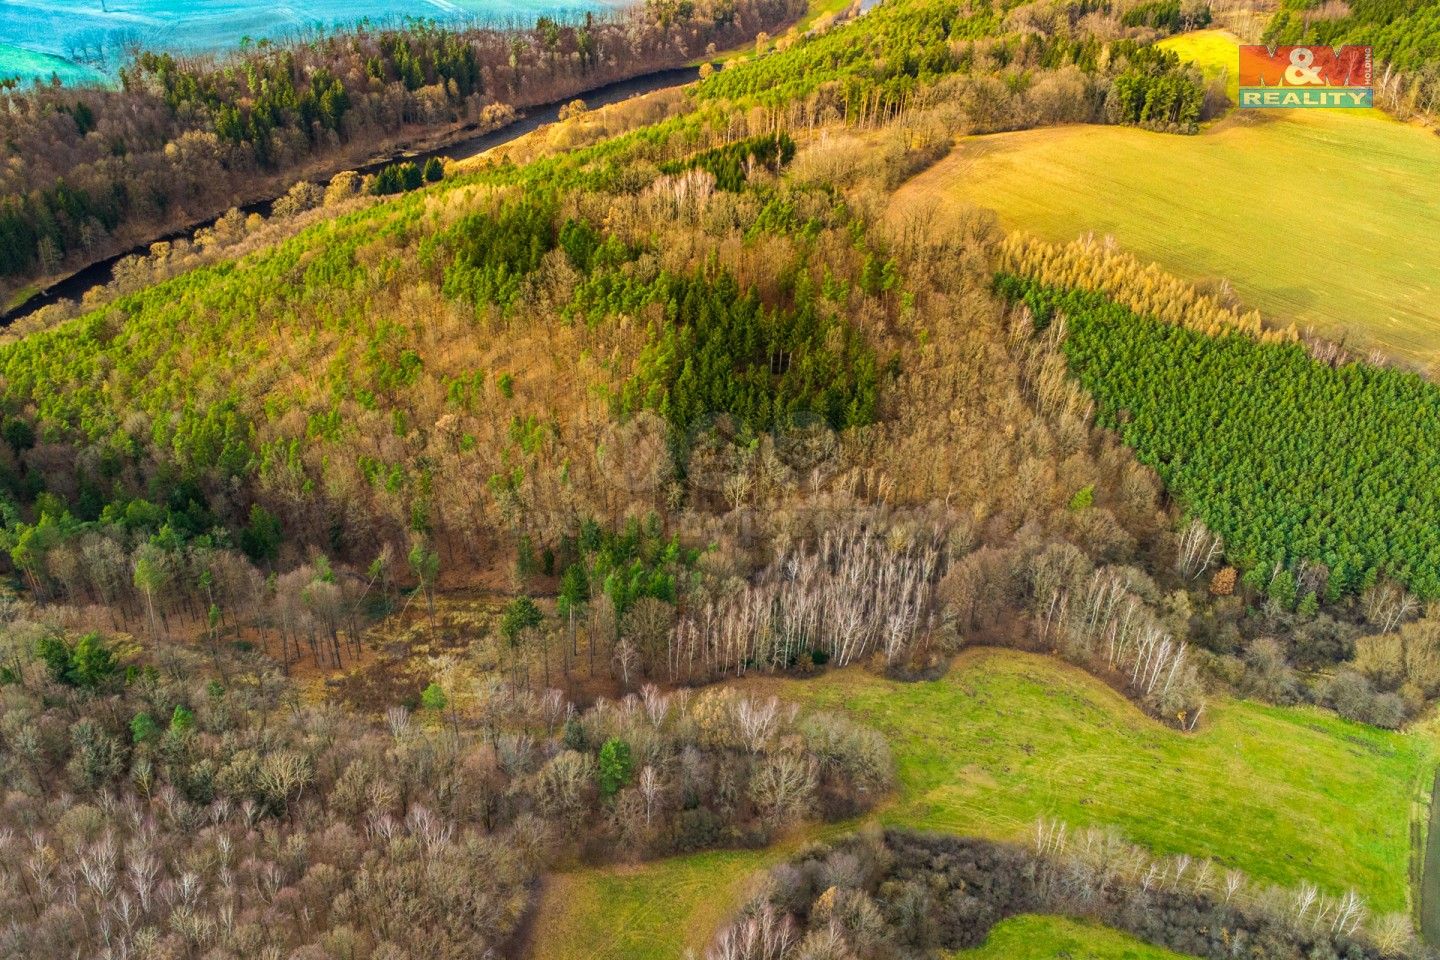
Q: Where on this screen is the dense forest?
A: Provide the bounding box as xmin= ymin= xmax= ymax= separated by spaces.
xmin=0 ymin=0 xmax=1222 ymax=306
xmin=0 ymin=624 xmax=889 ymax=958
xmin=692 ymin=0 xmax=1211 ymax=130
xmin=0 ymin=0 xmax=804 ymax=296
xmin=0 ymin=0 xmax=1426 ymax=723
xmin=997 ymin=249 xmax=1440 ymax=602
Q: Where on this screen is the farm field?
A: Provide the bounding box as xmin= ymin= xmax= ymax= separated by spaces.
xmin=530 ymin=649 xmax=1433 ymax=959
xmin=952 ymin=914 xmax=1196 ymax=960
xmin=890 ymin=31 xmax=1440 ymax=366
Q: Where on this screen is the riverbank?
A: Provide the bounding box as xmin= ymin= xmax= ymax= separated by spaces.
xmin=2 ymin=0 xmax=883 ymax=327
xmin=0 ymin=63 xmax=699 ymax=326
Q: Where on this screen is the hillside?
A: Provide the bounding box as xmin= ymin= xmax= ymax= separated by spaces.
xmin=1 ymin=1 xmax=1439 ymax=959
xmin=532 ymin=649 xmax=1432 ymax=958
xmin=890 ymin=31 xmax=1440 ymax=366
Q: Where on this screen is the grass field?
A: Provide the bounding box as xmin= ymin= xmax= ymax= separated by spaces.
xmin=889 ymin=31 xmax=1440 ymax=366
xmin=0 ymin=42 xmax=109 ymax=86
xmin=952 ymin=914 xmax=1195 ymax=960
xmin=1159 ymin=29 xmax=1240 ymax=100
xmin=530 ymin=649 xmax=1434 ymax=959
xmin=534 ymin=846 xmax=806 ymax=959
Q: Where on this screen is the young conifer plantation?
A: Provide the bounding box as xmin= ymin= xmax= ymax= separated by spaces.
xmin=1 ymin=0 xmax=1439 ymax=958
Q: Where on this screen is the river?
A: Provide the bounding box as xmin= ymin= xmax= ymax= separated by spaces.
xmin=1 ymin=63 xmax=700 ymax=325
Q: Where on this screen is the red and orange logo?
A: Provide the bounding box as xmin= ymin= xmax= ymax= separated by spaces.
xmin=1238 ymin=45 xmax=1373 ymax=108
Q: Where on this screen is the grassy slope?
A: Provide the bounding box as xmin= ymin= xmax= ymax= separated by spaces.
xmin=531 ymin=649 xmax=1433 ymax=959
xmin=952 ymin=914 xmax=1194 ymax=960
xmin=0 ymin=42 xmax=111 ymax=86
xmin=889 ymin=30 xmax=1440 ymax=366
xmin=701 ymin=0 xmax=858 ymax=63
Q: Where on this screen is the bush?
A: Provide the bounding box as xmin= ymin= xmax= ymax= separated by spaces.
xmin=1370 ymin=692 xmax=1406 ymax=730
xmin=1325 ymin=670 xmax=1387 ymax=726
xmin=1291 ymin=614 xmax=1356 ymax=668
xmin=1241 ymin=637 xmax=1301 ymax=704
xmin=421 ymin=682 xmax=447 ymax=712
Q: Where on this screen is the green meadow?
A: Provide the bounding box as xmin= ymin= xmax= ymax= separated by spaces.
xmin=953 ymin=914 xmax=1195 ymax=960
xmin=890 ymin=31 xmax=1440 ymax=366
xmin=532 ymin=649 xmax=1433 ymax=959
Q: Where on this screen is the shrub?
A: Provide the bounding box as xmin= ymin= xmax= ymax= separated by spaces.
xmin=170 ymin=704 xmax=195 ymax=734
xmin=1325 ymin=670 xmax=1386 ymax=726
xmin=598 ymin=737 xmax=632 ymax=798
xmin=421 ymin=682 xmax=447 ymax=712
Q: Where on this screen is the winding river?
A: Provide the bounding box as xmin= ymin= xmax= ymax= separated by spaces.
xmin=2 ymin=63 xmax=700 ymax=325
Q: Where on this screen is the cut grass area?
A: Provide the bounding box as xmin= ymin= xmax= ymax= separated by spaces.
xmin=889 ymin=30 xmax=1440 ymax=366
xmin=530 ymin=649 xmax=1434 ymax=959
xmin=952 ymin=914 xmax=1195 ymax=960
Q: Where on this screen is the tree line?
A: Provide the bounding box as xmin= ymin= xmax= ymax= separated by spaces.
xmin=0 ymin=620 xmax=889 ymax=958
xmin=707 ymin=826 xmax=1418 ymax=960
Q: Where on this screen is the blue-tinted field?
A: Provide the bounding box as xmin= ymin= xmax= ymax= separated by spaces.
xmin=0 ymin=40 xmax=112 ymax=86
xmin=0 ymin=0 xmax=623 ymax=85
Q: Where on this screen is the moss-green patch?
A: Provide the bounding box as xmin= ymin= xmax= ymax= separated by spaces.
xmin=951 ymin=914 xmax=1196 ymax=960
xmin=3 ymin=284 xmax=40 ymax=314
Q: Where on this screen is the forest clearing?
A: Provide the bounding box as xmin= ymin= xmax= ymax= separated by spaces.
xmin=529 ymin=649 xmax=1433 ymax=959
